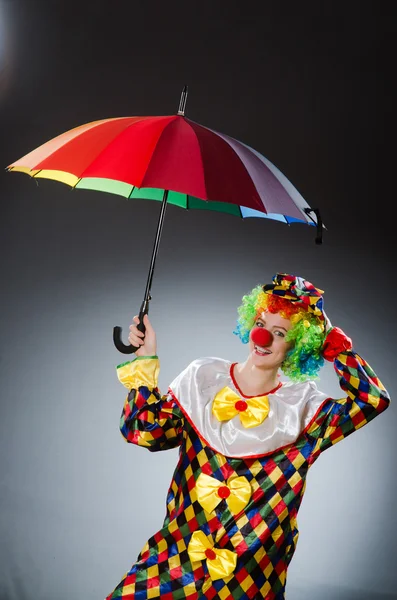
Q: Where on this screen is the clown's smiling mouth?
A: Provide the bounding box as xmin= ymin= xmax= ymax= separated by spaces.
xmin=254 ymin=345 xmax=272 ymax=356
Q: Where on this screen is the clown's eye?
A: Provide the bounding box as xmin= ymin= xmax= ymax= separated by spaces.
xmin=275 ymin=330 xmax=285 ymax=338
xmin=255 ymin=320 xmax=264 ymax=327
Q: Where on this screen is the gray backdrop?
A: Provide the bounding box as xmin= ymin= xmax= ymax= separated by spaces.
xmin=0 ymin=1 xmax=395 ymax=599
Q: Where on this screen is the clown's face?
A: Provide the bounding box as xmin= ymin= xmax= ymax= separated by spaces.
xmin=249 ymin=310 xmax=293 ymax=370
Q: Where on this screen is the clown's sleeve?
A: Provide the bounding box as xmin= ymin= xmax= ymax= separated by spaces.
xmin=306 ymin=328 xmax=390 ymax=456
xmin=116 ymin=356 xmax=184 ymax=452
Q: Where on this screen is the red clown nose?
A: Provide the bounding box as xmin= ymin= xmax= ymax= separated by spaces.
xmin=251 ymin=327 xmax=273 ymax=347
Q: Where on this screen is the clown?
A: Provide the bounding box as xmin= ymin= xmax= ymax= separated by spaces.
xmin=105 ymin=274 xmax=390 ymax=600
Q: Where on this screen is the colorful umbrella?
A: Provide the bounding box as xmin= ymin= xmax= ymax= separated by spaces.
xmin=7 ymin=87 xmax=323 ymax=353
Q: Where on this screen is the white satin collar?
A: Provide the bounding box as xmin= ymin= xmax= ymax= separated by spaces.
xmin=169 ymin=357 xmax=328 ymax=458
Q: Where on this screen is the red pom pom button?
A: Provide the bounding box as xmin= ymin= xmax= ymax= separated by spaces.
xmin=205 ymin=548 xmax=217 ymax=560
xmin=235 ymin=400 xmax=248 ymax=412
xmin=217 ymin=485 xmax=231 ymax=499
xmin=251 ymin=327 xmax=272 ymax=347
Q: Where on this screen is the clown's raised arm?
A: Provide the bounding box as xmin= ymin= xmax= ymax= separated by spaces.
xmin=116 ymin=356 xmax=184 ymax=452
xmin=305 ymin=326 xmax=390 ymax=456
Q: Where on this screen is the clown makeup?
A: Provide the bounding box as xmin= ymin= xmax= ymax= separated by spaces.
xmin=249 ymin=311 xmax=293 ymax=369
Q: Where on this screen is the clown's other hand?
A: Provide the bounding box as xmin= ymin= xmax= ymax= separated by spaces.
xmin=128 ymin=314 xmax=157 ymax=357
xmin=322 ymin=326 xmax=353 ymax=362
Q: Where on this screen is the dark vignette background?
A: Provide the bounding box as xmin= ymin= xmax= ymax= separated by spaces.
xmin=0 ymin=1 xmax=396 ymax=599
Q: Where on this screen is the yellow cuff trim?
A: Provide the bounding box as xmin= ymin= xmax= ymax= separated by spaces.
xmin=116 ymin=357 xmax=160 ymax=390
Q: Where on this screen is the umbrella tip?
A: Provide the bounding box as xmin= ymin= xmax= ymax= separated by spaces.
xmin=177 ymin=85 xmax=188 ymax=116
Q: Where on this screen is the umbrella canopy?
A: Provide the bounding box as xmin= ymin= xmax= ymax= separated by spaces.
xmin=7 ymin=115 xmax=318 ymax=227
xmin=7 ymin=88 xmax=323 ymax=354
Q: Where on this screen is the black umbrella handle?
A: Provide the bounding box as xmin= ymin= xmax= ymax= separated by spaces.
xmin=113 ymin=300 xmax=149 ymax=354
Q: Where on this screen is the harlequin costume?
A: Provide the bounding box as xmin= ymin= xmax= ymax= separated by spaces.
xmin=105 ymin=275 xmax=390 ymax=600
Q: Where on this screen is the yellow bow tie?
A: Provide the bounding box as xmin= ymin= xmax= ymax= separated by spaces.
xmin=212 ymin=386 xmax=270 ymax=428
xmin=187 ymin=530 xmax=237 ymax=580
xmin=196 ymin=473 xmax=251 ymax=515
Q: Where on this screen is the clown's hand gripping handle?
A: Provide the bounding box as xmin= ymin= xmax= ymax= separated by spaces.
xmin=113 ymin=299 xmax=149 ymax=354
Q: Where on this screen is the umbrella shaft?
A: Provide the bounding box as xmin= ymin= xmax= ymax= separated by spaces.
xmin=143 ymin=189 xmax=169 ymax=302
